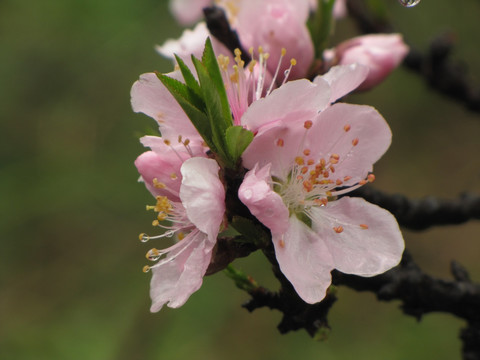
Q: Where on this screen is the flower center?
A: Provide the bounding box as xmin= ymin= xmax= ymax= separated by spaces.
xmin=273 ymin=121 xmax=375 ymax=225
xmin=218 ymin=46 xmax=296 ymax=125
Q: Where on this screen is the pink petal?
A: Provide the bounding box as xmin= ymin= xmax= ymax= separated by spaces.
xmin=131 ymin=72 xmax=203 ymax=144
xmin=236 ymin=0 xmax=314 ymax=81
xmin=306 ymin=103 xmax=392 ymax=185
xmin=241 ymin=78 xmax=331 ymax=133
xmin=150 ymin=229 xmax=215 ymax=311
xmin=335 ymin=34 xmax=409 ymax=90
xmin=315 ymin=63 xmax=369 ymax=103
xmin=238 ymin=164 xmax=290 ymax=235
xmin=273 ymin=216 xmax=334 ymax=304
xmin=168 ymin=0 xmax=212 ymax=25
xmin=134 ymin=150 xmax=184 ymax=201
xmin=156 ymin=22 xmax=232 ymax=70
xmin=242 ymin=121 xmax=305 ymax=179
xmin=180 ymin=157 xmax=225 ymax=236
xmin=310 ymin=197 xmax=404 ymax=276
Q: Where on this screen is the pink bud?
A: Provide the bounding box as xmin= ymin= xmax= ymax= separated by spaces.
xmin=333 ymin=34 xmax=409 ymax=90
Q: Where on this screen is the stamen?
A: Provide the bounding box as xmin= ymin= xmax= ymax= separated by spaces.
xmin=360 ymin=224 xmax=369 ymax=230
xmin=352 ymin=138 xmax=359 ymax=146
xmin=143 ymin=265 xmax=151 ymax=273
xmin=333 ymin=226 xmax=344 ymax=233
xmin=367 ymin=174 xmax=376 ymax=183
xmin=343 ymin=124 xmax=351 ymax=132
xmin=304 ymin=120 xmax=313 ymax=129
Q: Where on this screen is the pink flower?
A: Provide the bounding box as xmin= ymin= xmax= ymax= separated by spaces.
xmin=238 ymin=72 xmax=404 ymax=304
xmin=168 ymin=0 xmax=212 ymax=25
xmin=131 ymin=71 xmax=205 ymax=146
xmin=156 ymin=22 xmax=233 ymax=72
xmin=326 ymin=34 xmax=409 ymax=90
xmin=137 ymin=156 xmax=225 ymax=311
xmin=235 ymin=0 xmax=314 ymax=81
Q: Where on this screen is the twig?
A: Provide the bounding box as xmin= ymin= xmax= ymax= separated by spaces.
xmin=349 ymin=187 xmax=480 ymax=230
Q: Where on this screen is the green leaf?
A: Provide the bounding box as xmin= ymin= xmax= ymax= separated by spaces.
xmin=231 ymin=216 xmax=269 ymax=247
xmin=201 ymin=38 xmax=233 ymax=128
xmin=225 ymin=126 xmax=254 ymax=164
xmin=174 ymin=54 xmax=203 ymax=101
xmin=192 ymin=55 xmax=230 ymax=162
xmin=308 ymin=0 xmax=336 ymax=58
xmin=157 ymin=72 xmax=217 ymax=152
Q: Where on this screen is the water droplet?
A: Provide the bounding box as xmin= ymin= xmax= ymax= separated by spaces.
xmin=139 ymin=233 xmax=150 ymax=242
xmin=243 ymin=189 xmax=253 ymax=200
xmin=146 ymin=248 xmax=161 ymax=261
xmin=398 ymin=0 xmax=421 ymax=7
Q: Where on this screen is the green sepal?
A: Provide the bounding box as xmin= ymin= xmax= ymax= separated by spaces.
xmin=225 ymin=126 xmax=254 ymax=164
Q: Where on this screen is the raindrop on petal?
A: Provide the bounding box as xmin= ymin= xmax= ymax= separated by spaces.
xmin=398 ymin=0 xmax=421 ymax=7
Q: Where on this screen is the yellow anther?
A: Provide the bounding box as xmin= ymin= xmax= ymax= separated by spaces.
xmin=258 ymin=46 xmax=264 ymax=54
xmin=177 ymin=232 xmax=185 ymax=241
xmin=152 ymin=219 xmax=159 ymax=226
xmin=290 ymin=58 xmax=297 ymax=66
xmin=142 ymin=265 xmax=151 ymax=273
xmin=281 ymin=48 xmax=287 ymax=56
xmin=153 ymin=178 xmax=166 ymax=189
xmin=164 ymin=139 xmax=171 ymax=146
xmin=326 ymin=191 xmax=333 ymax=197
xmin=178 ymin=135 xmax=183 ymax=143
xmin=234 ymin=48 xmax=242 ymax=57
xmin=146 ymin=205 xmax=155 ymax=211
xmin=295 ymin=156 xmax=305 ymax=165
xmin=146 ymin=248 xmax=160 ymax=260
xmin=139 ymin=233 xmax=148 ymax=241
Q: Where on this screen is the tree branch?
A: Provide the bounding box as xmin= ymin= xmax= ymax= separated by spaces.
xmin=346 ymin=0 xmax=480 ymax=113
xmin=349 ymin=187 xmax=480 ymax=230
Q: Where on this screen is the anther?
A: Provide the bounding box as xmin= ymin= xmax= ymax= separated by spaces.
xmin=164 ymin=139 xmax=171 ymax=146
xmin=279 ymin=239 xmax=285 ymax=248
xmin=139 ymin=233 xmax=150 ymax=242
xmin=276 ymin=138 xmax=284 ymax=147
xmin=142 ymin=265 xmax=151 ymax=273
xmin=352 ymin=138 xmax=359 ymax=146
xmin=344 ymin=176 xmax=352 ymax=182
xmin=304 ymin=120 xmax=313 ymax=129
xmin=333 ymin=226 xmax=344 ymax=234
xmin=303 ymin=149 xmax=311 ymax=156
xmin=307 ymin=159 xmax=314 ymax=165
xmin=367 ymin=174 xmax=376 ymax=183
xmin=336 ymin=179 xmax=343 ymax=186
xmin=295 ymin=156 xmax=305 ymax=165
xmin=360 ymin=224 xmax=369 ymax=230
xmin=343 ymin=124 xmax=351 ymax=132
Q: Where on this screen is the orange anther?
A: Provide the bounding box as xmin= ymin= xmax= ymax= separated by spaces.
xmin=276 ymin=138 xmax=284 ymax=147
xmin=336 ymin=179 xmax=343 ymax=186
xmin=279 ymin=239 xmax=285 ymax=248
xmin=304 ymin=120 xmax=313 ymax=129
xmin=303 ymin=149 xmax=311 ymax=156
xmin=352 ymin=138 xmax=359 ymax=146
xmin=307 ymin=159 xmax=315 ymax=165
xmin=359 ymin=179 xmax=367 ymax=185
xmin=367 ymin=174 xmax=376 ymax=183
xmin=343 ymin=124 xmax=351 ymax=132
xmin=303 ymin=180 xmax=313 ymax=192
xmin=360 ymin=224 xmax=369 ymax=230
xmin=301 ymin=166 xmax=308 ymax=174
xmin=333 ymin=226 xmax=344 ymax=234
xmin=344 ymin=176 xmax=352 ymax=182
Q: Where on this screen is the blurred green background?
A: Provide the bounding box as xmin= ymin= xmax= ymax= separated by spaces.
xmin=1 ymin=0 xmax=479 ymax=359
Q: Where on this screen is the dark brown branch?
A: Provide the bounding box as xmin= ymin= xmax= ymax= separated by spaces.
xmin=346 ymin=0 xmax=480 ymax=113
xmin=348 ymin=187 xmax=480 ymax=230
